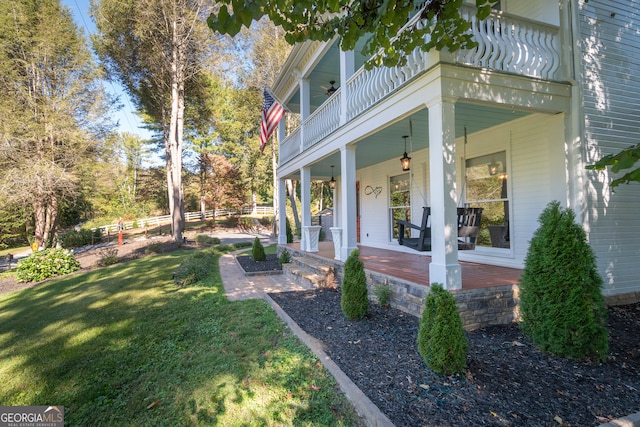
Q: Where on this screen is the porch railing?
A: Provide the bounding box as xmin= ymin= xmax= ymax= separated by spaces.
xmin=279 ymin=5 xmax=561 ymax=164
xmin=303 ymin=87 xmax=342 ymax=151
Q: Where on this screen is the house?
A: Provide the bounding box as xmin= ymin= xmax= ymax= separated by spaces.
xmin=270 ymin=0 xmax=640 ymax=306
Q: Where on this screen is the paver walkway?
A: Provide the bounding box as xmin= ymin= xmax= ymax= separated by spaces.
xmin=219 ymin=250 xmax=312 ymax=301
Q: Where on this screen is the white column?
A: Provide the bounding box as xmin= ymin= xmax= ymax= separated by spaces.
xmin=427 ymin=98 xmax=462 ymax=290
xmin=300 ymin=167 xmax=311 ymax=251
xmin=277 ymin=177 xmax=287 ymax=244
xmin=299 ymin=78 xmax=311 ymax=153
xmin=339 ymin=50 xmax=355 ymax=126
xmin=340 ymin=146 xmax=358 ymax=260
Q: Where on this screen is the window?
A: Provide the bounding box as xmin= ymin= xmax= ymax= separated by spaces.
xmin=389 ymin=173 xmax=411 ymax=240
xmin=465 ymin=151 xmax=510 ymax=248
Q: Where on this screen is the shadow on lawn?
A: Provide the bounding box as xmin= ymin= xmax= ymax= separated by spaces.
xmin=0 ymin=252 xmax=361 ymax=426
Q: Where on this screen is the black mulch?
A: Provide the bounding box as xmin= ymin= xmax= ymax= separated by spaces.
xmin=236 ymin=254 xmax=282 ymax=273
xmin=268 ymin=288 xmax=640 ymax=427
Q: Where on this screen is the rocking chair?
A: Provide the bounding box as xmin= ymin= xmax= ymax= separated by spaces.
xmin=397 ymin=207 xmax=483 ymax=251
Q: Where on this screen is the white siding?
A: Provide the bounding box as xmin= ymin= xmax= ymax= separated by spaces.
xmin=501 ymin=0 xmax=559 ymax=26
xmin=580 ymin=0 xmax=640 ymax=296
xmin=356 ymin=113 xmax=567 ymax=269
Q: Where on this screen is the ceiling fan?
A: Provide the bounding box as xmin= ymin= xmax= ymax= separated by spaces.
xmin=319 ymin=81 xmax=337 ymax=96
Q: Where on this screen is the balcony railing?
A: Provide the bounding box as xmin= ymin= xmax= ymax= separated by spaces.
xmin=280 ymin=6 xmax=561 ymax=165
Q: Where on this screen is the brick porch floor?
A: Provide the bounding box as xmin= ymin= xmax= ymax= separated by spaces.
xmin=284 ymin=241 xmax=523 ymax=290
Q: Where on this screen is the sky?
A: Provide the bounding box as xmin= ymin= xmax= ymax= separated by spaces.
xmin=62 ymin=0 xmax=155 ymax=143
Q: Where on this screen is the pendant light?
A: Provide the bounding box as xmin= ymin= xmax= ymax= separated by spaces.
xmin=400 ymin=135 xmax=411 ymax=171
xmin=329 ymin=165 xmax=336 ymax=189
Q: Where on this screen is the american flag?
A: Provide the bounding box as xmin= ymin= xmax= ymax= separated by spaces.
xmin=260 ymin=89 xmax=286 ymax=152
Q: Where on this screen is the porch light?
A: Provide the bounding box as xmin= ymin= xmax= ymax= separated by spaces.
xmin=488 ymin=158 xmax=499 ymax=176
xmin=329 ymin=165 xmax=336 ymax=189
xmin=400 ymin=135 xmax=411 ymax=171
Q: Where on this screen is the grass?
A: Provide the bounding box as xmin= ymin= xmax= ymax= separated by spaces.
xmin=0 ymin=248 xmax=360 ymax=426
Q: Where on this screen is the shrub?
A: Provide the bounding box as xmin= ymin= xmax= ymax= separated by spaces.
xmin=16 ymin=248 xmax=81 ymax=282
xmin=97 ymin=247 xmax=119 ymax=267
xmin=252 ymin=237 xmax=266 ymax=262
xmin=417 ymin=284 xmax=468 ymax=375
xmin=195 ymin=235 xmax=221 ymax=247
xmin=61 ymin=228 xmax=101 ymax=248
xmin=340 ymin=249 xmax=368 ymax=320
xmin=145 ymin=243 xmax=166 ymax=254
xmin=374 ymin=283 xmax=392 ymax=307
xmin=173 ymin=251 xmax=216 ymax=287
xmin=259 ymin=216 xmax=273 ymax=227
xmin=285 ymin=217 xmax=294 ymax=243
xmin=278 ymin=249 xmax=291 ymax=265
xmin=519 ymin=201 xmax=608 ymax=361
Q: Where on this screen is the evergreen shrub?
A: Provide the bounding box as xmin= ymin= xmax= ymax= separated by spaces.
xmin=16 ymin=248 xmax=81 ymax=282
xmin=373 ymin=283 xmax=392 ymax=307
xmin=417 ymin=283 xmax=468 ymax=375
xmin=61 ymin=228 xmax=101 ymax=248
xmin=519 ymin=201 xmax=608 ymax=361
xmin=285 ymin=217 xmax=294 ymax=243
xmin=252 ymin=237 xmax=266 ymax=262
xmin=340 ymin=249 xmax=368 ymax=320
xmin=278 ymin=249 xmax=291 ymax=265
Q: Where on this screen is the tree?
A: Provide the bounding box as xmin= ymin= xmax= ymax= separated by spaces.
xmin=203 ymin=153 xmax=246 ymax=214
xmin=586 ymin=143 xmax=640 ymax=191
xmin=0 ymin=0 xmax=112 ymax=248
xmin=92 ymin=0 xmax=213 ymax=242
xmin=519 ymin=201 xmax=608 ymax=362
xmin=208 ymin=0 xmax=499 ymax=69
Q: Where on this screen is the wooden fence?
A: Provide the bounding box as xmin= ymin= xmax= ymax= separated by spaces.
xmin=93 ymin=206 xmax=274 ymax=235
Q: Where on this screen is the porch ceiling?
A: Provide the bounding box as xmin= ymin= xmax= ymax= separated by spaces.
xmin=294 ymin=102 xmax=530 ymax=180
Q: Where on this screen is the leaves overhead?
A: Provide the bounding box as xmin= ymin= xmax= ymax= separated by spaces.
xmin=208 ymin=0 xmax=499 ymax=68
xmin=586 ymin=143 xmax=640 ymax=191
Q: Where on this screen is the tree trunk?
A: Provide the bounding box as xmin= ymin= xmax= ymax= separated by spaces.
xmin=286 ymin=179 xmax=301 ymax=233
xmin=33 ymin=195 xmax=58 ymax=249
xmin=168 ymin=16 xmax=184 ymax=243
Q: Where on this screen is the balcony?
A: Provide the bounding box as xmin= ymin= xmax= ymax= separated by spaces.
xmin=279 ymin=6 xmax=562 ymax=165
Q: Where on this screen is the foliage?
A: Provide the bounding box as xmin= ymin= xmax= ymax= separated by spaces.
xmin=252 ymin=237 xmax=267 ymax=262
xmin=173 ymin=251 xmax=217 ymax=287
xmin=586 ymin=143 xmax=640 ymax=191
xmin=16 ymin=248 xmax=81 ymax=283
xmin=374 ymin=283 xmax=392 ymax=307
xmin=208 ymin=0 xmax=499 ymax=69
xmin=60 ymin=229 xmax=102 ymax=248
xmin=340 ymin=249 xmax=368 ymax=320
xmin=0 ymin=252 xmax=360 ymax=425
xmin=0 ymin=0 xmax=113 ymax=248
xmin=144 ymin=243 xmax=166 ymax=254
xmin=417 ymin=283 xmax=468 ymax=375
xmin=0 ymin=204 xmax=27 ymax=250
xmin=285 ymin=217 xmax=294 ymax=243
xmin=519 ymin=201 xmax=608 ymax=361
xmin=278 ymin=249 xmax=291 ymax=265
xmin=195 ymin=235 xmax=221 ymax=247
xmin=97 ymin=247 xmax=119 ymax=267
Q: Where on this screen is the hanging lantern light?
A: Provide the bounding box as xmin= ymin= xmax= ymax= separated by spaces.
xmin=400 ymin=135 xmax=411 ymax=171
xmin=329 ymin=165 xmax=336 ymax=189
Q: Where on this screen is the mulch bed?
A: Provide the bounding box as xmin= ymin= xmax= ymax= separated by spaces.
xmin=269 ymin=288 xmax=640 ymax=427
xmin=235 ymin=254 xmax=282 ymax=273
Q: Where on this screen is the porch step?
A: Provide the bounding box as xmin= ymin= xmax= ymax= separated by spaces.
xmin=283 ymin=256 xmax=337 ymax=289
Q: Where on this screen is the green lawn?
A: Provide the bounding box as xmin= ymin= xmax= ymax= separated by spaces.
xmin=239 ymin=243 xmax=278 ymax=256
xmin=0 ymin=248 xmax=360 ymax=426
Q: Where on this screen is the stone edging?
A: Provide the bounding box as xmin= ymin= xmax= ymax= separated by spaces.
xmin=232 ymin=255 xmax=283 ymax=277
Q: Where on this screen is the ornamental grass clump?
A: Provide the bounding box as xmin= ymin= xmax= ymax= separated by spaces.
xmin=16 ymin=248 xmax=81 ymax=282
xmin=340 ymin=249 xmax=368 ymax=320
xmin=519 ymin=201 xmax=608 ymax=361
xmin=252 ymin=237 xmax=266 ymax=262
xmin=417 ymin=283 xmax=468 ymax=375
